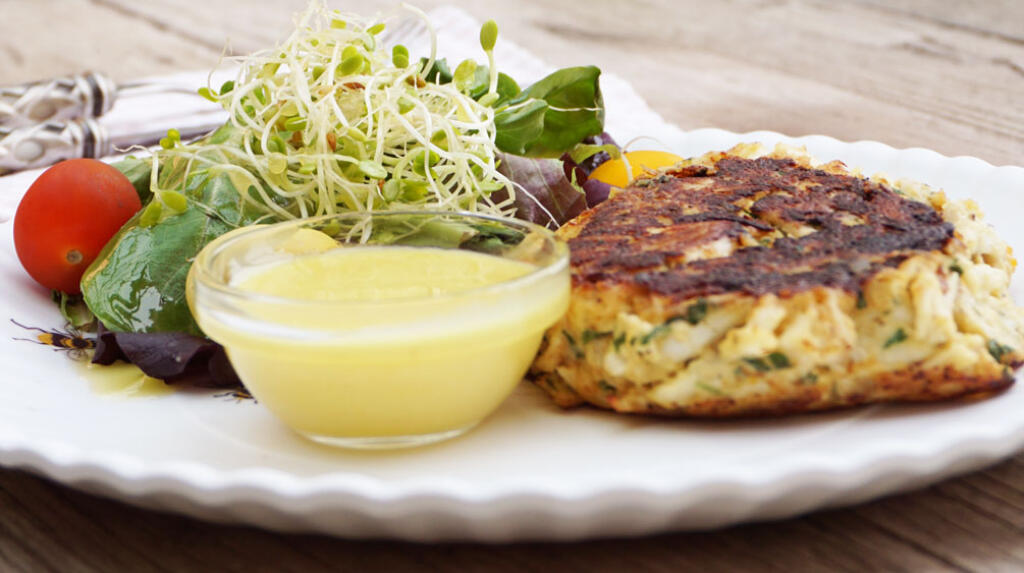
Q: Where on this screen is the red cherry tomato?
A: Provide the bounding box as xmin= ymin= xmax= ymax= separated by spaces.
xmin=13 ymin=159 xmax=142 ymax=294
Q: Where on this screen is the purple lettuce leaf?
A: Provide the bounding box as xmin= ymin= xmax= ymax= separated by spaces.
xmin=93 ymin=323 xmax=240 ymax=388
xmin=496 ymin=153 xmax=587 ymax=229
xmin=561 ymin=132 xmax=618 ymax=209
xmin=581 ymin=178 xmax=613 ymax=208
xmin=494 ymin=132 xmax=621 ymax=228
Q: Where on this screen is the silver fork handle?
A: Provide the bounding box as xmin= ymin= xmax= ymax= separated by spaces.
xmin=0 ymin=72 xmax=118 ymax=129
xmin=0 ymin=119 xmax=110 ymax=174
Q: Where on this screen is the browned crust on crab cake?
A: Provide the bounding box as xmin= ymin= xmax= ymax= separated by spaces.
xmin=528 ymin=144 xmax=1024 ymax=417
xmin=566 ymin=155 xmax=953 ymax=300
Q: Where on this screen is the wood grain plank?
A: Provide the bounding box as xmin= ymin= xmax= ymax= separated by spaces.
xmin=0 ymin=471 xmax=155 ymax=572
xmin=3 ymin=465 xmax=1009 ymax=573
xmin=931 ymin=477 xmax=1024 ymax=530
xmin=850 ymin=0 xmax=1024 ymax=44
xmin=88 ymin=0 xmax=307 ymax=56
xmin=472 ymin=0 xmax=1024 ymax=164
xmin=853 ymin=487 xmax=1024 ymax=571
xmin=0 ymin=0 xmax=219 ymax=84
xmin=4 ymin=0 xmax=1020 ymax=163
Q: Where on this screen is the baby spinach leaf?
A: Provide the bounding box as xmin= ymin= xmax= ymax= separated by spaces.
xmin=422 ymin=57 xmax=520 ymax=106
xmin=81 ymin=171 xmax=266 ymax=335
xmin=82 ymin=210 xmax=212 ymax=335
xmin=464 ymin=67 xmax=521 ymax=106
xmin=419 ymin=60 xmax=603 ymax=157
xmin=420 ymin=57 xmax=453 ymax=84
xmin=493 ymin=99 xmax=548 ymax=156
xmin=112 ymin=156 xmax=154 ymax=204
xmin=494 ymin=66 xmax=604 ymax=157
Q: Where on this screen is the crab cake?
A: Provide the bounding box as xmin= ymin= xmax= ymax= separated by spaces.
xmin=528 ymin=143 xmax=1024 ymax=417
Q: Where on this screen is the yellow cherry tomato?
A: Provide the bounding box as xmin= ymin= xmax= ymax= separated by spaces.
xmin=588 ymin=150 xmax=684 ymax=188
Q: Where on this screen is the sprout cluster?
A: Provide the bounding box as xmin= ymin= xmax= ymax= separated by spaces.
xmin=151 ymin=1 xmax=516 ymax=224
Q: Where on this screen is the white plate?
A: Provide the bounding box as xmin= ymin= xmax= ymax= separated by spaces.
xmin=0 ymin=129 xmax=1022 ymax=541
xmin=2 ymin=7 xmax=1023 ymax=541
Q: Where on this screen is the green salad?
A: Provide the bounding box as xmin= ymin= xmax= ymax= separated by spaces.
xmin=78 ymin=1 xmax=606 ymax=337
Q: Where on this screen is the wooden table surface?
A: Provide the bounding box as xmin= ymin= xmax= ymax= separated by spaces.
xmin=2 ymin=0 xmax=1023 ymax=570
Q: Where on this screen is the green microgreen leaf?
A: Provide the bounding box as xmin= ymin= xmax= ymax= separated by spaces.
xmin=454 ymin=59 xmax=478 ymax=91
xmin=392 ymin=45 xmax=410 ymax=68
xmin=357 ymin=160 xmax=387 ymax=179
xmin=338 ymin=54 xmax=365 ymax=76
xmin=283 ymin=116 xmax=307 ymax=131
xmin=197 ymin=87 xmax=217 ymax=102
xmin=479 ymin=20 xmax=498 ymax=52
xmin=160 ymin=190 xmax=188 ymax=212
xmin=138 ymin=201 xmax=163 ymax=227
xmin=398 ymin=96 xmax=416 ymax=114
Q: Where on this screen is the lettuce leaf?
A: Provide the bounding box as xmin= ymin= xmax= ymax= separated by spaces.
xmin=82 ymin=141 xmax=266 ymax=335
xmin=494 ymin=66 xmax=604 ymax=157
xmin=496 ymin=153 xmax=586 ymax=228
xmin=92 ymin=322 xmax=240 ymax=387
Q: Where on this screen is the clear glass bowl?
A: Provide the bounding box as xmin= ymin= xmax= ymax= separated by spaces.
xmin=187 ymin=211 xmax=569 ymax=449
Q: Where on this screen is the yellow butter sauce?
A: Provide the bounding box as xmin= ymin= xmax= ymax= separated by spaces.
xmin=73 ymin=360 xmax=174 ymax=397
xmin=194 ymin=244 xmax=569 ymax=446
